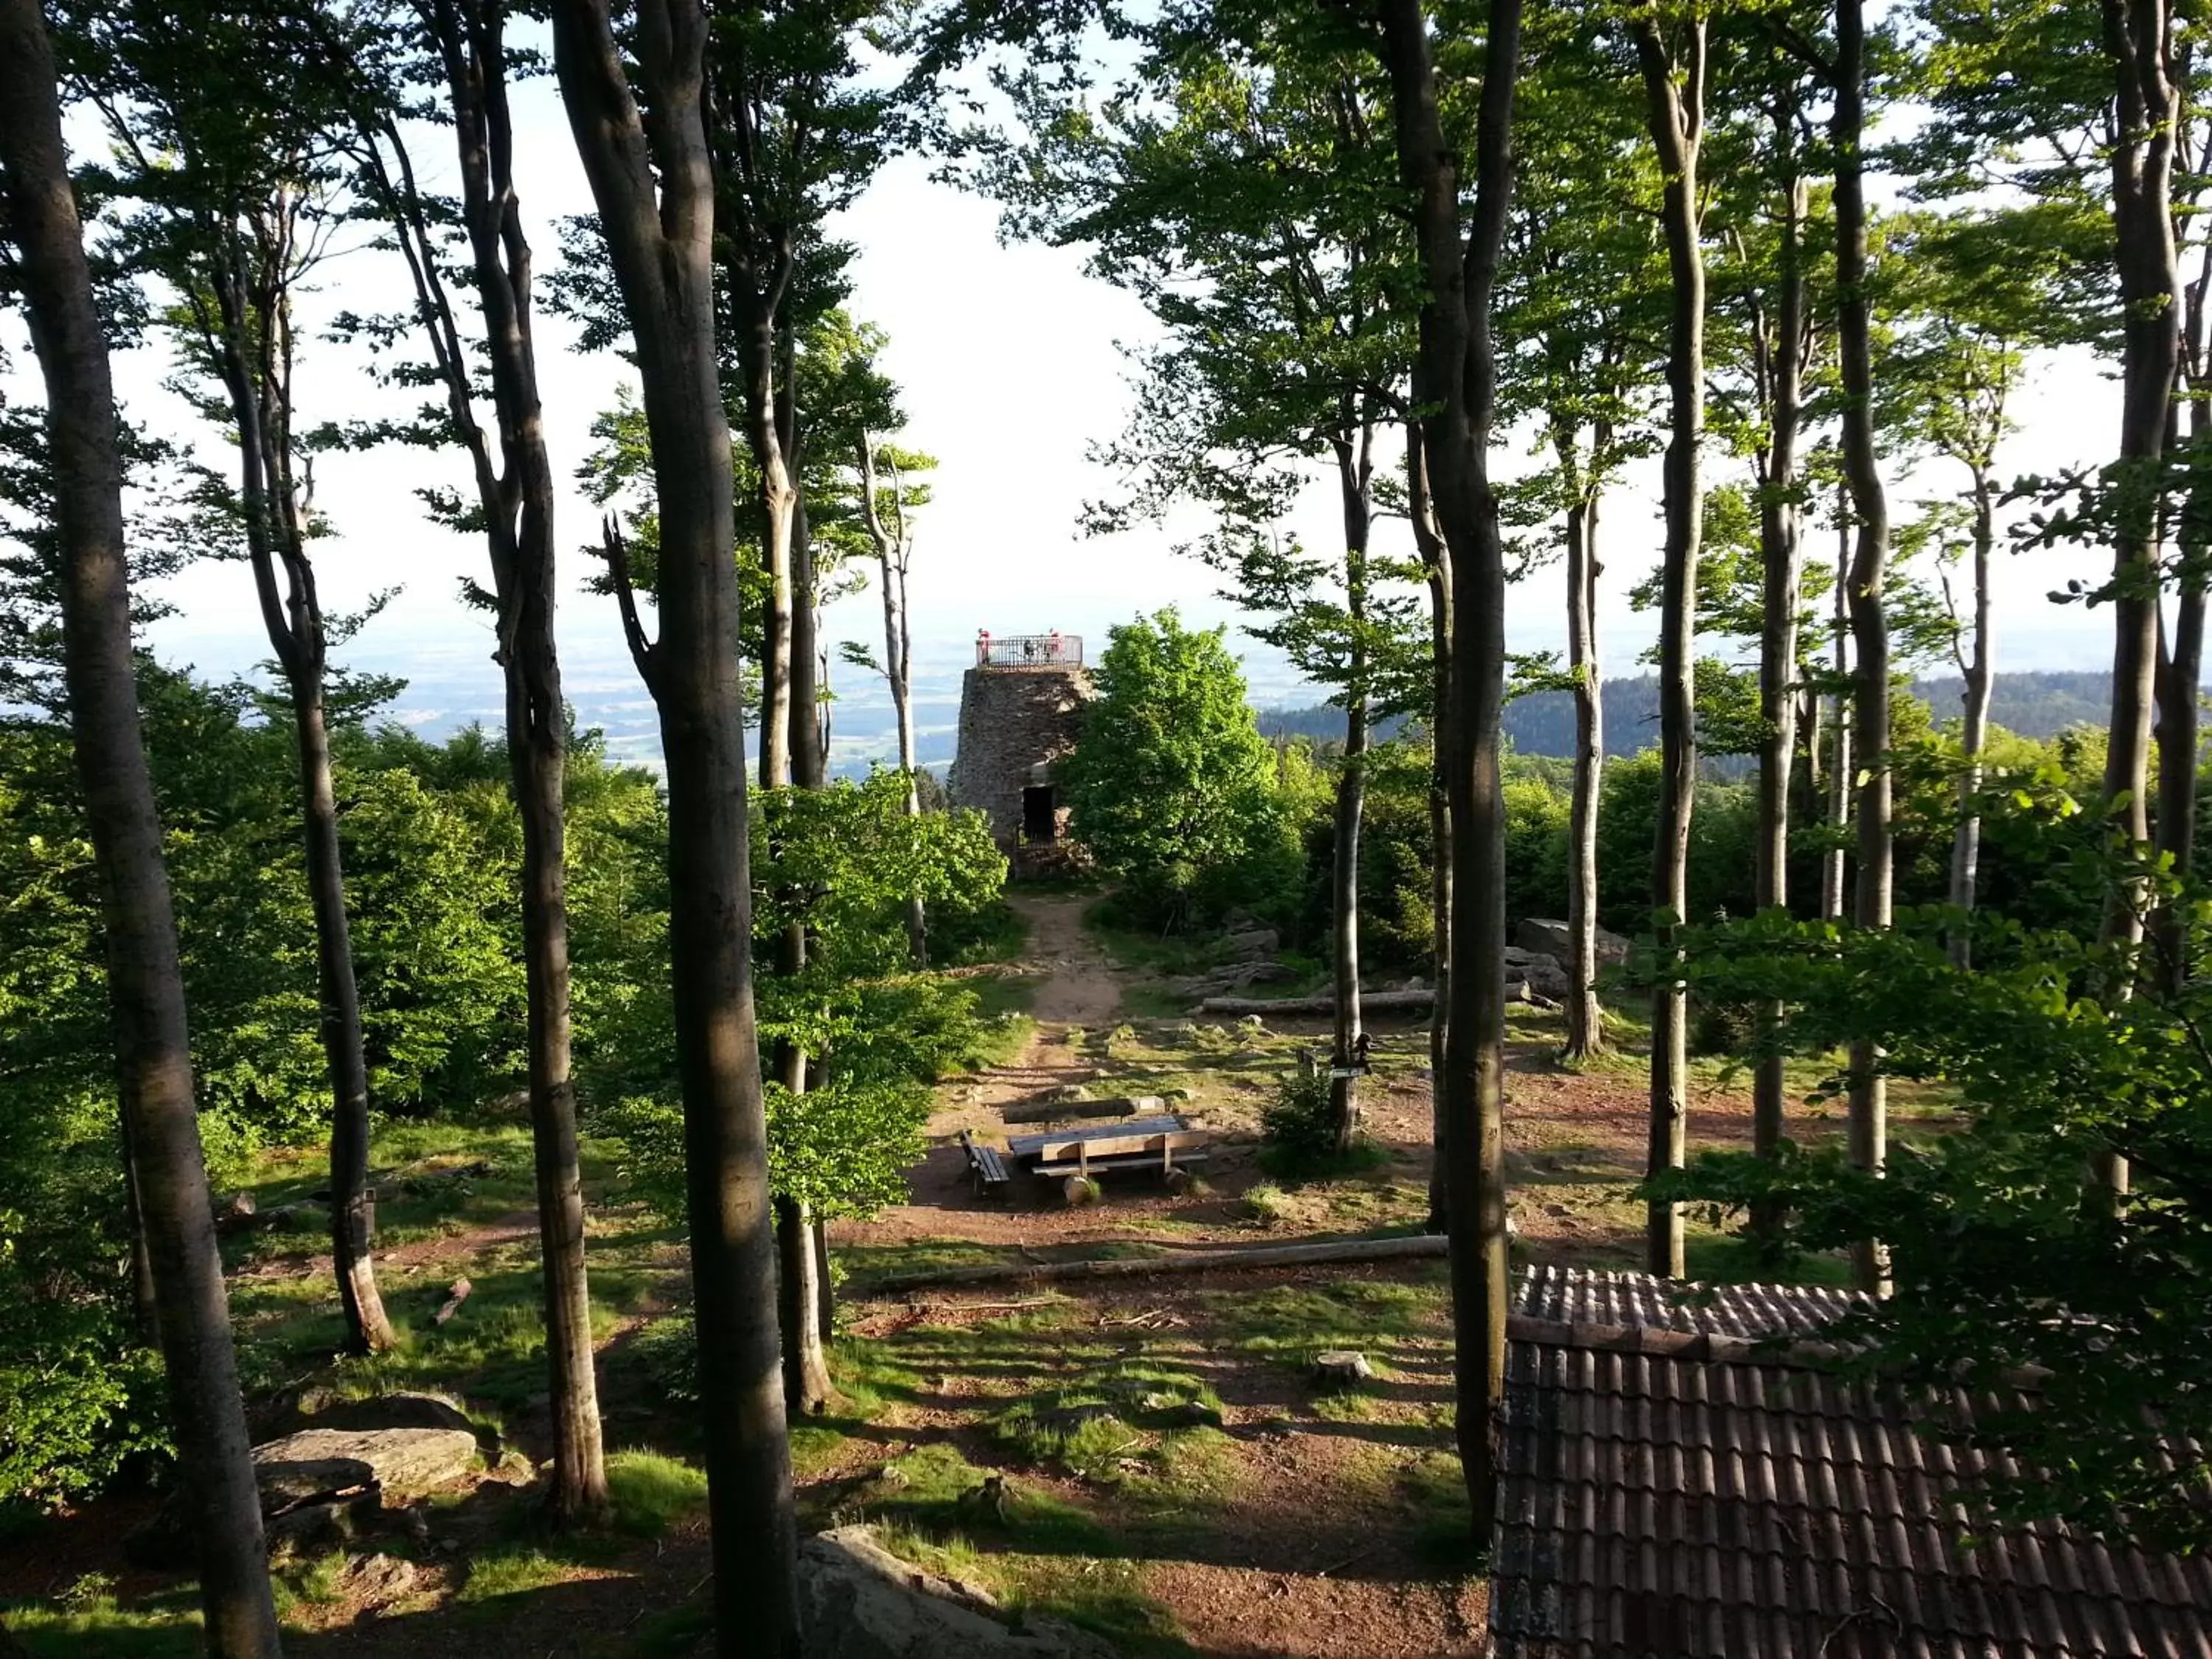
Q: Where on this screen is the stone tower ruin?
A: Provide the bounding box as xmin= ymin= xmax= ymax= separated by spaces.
xmin=947 ymin=630 xmax=1093 ymax=854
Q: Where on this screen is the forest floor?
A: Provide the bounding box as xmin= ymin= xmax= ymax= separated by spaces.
xmin=0 ymin=888 xmax=1923 ymax=1658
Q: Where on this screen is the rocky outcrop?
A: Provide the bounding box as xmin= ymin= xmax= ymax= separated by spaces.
xmin=1516 ymin=917 xmax=1631 ymax=966
xmin=799 ymin=1526 xmax=1119 ymax=1658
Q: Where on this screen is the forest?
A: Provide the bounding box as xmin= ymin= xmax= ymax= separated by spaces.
xmin=1 ymin=0 xmax=2208 ymax=1654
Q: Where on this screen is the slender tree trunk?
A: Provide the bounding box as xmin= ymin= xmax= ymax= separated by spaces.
xmin=1824 ymin=495 xmax=1852 ymax=923
xmin=288 ymin=681 xmax=398 ymax=1351
xmin=1752 ymin=157 xmax=1806 ymax=1253
xmin=755 ymin=328 xmax=798 ymax=791
xmin=550 ymin=0 xmax=799 ymax=1646
xmin=1837 ymin=0 xmax=1893 ymax=1294
xmin=1380 ymin=0 xmax=1521 ymax=1547
xmin=1635 ymin=16 xmax=1708 ymax=1281
xmin=1949 ymin=470 xmax=1997 ymax=969
xmin=1329 ymin=443 xmax=1373 ymax=1153
xmin=206 ymin=229 xmax=394 ymax=1354
xmin=2099 ymin=0 xmax=2183 ymax=1079
xmin=777 ymin=484 xmax=834 ymax=1416
xmin=2154 ymin=400 xmax=2208 ymax=994
xmin=0 ymin=9 xmax=282 ymax=1645
xmin=790 ymin=484 xmax=820 ymax=782
xmin=119 ymin=1110 xmax=160 ymax=1338
xmin=861 ymin=437 xmax=927 ymax=961
xmin=375 ymin=1 xmax=611 ymax=1515
xmin=1562 ymin=466 xmax=1605 ymax=1062
xmin=1409 ymin=428 xmax=1453 ymax=1232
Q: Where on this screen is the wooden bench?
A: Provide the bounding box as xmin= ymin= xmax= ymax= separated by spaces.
xmin=959 ymin=1129 xmax=1011 ymax=1199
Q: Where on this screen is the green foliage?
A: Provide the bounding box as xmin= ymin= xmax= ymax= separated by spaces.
xmin=1258 ymin=1065 xmax=1341 ymax=1172
xmin=1062 ymin=610 xmax=1301 ymax=929
xmin=1654 ymin=860 xmax=2212 ymax=1551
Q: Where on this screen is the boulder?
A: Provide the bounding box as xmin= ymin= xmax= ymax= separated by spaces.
xmin=799 ymin=1526 xmax=1119 ymax=1658
xmin=278 ymin=1390 xmax=501 ymax=1458
xmin=1516 ymin=917 xmax=1630 ymax=966
xmin=253 ymin=1426 xmax=481 ymax=1499
xmin=1222 ymin=927 xmax=1280 ymax=961
xmin=1502 ymin=947 xmax=1571 ymax=1003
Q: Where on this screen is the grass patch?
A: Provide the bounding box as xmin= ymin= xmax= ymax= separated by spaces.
xmin=1682 ymin=1229 xmax=1856 ymax=1289
xmin=995 ymin=1360 xmax=1224 ymax=1483
xmin=456 ymin=1545 xmax=580 ymax=1605
xmin=605 ymin=1448 xmax=709 ymax=1535
xmin=1204 ymin=1272 xmax=1448 ymax=1368
xmin=2 ymin=1601 xmax=203 ymax=1658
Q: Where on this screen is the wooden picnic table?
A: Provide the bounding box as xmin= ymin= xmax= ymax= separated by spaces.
xmin=1004 ymin=1116 xmax=1211 ymax=1195
xmin=1006 ymin=1115 xmax=1189 ymax=1166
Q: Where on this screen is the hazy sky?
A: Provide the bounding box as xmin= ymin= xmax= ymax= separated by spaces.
xmin=6 ymin=56 xmax=2127 ymax=764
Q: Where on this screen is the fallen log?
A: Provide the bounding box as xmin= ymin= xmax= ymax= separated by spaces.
xmin=862 ymin=1232 xmax=1448 ymax=1295
xmin=1194 ymin=983 xmax=1528 ymax=1017
xmin=999 ymin=1094 xmax=1159 ymax=1125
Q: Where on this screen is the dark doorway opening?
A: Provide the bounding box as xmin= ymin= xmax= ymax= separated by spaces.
xmin=1023 ymin=785 xmax=1058 ymax=844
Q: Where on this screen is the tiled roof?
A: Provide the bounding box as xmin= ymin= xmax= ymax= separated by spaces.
xmin=1493 ymin=1265 xmax=2212 ymax=1659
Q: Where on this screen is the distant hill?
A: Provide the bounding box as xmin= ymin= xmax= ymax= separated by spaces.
xmin=1260 ymin=669 xmax=2121 ymax=760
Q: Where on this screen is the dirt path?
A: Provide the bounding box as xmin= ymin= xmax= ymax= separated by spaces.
xmin=1006 ymin=888 xmax=1124 ymax=1026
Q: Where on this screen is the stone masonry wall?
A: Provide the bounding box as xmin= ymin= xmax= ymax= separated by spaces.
xmin=947 ymin=665 xmax=1093 ymax=848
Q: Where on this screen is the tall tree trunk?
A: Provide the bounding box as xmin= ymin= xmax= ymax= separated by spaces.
xmin=372 ymin=1 xmax=610 ymax=1514
xmin=1949 ymin=468 xmax=1997 ymax=969
xmin=1824 ymin=495 xmax=1852 ymax=922
xmin=1408 ymin=424 xmax=1453 ymax=1231
xmin=550 ymin=0 xmax=799 ymax=1647
xmin=1561 ymin=456 xmax=1605 ymax=1063
xmin=1635 ymin=15 xmax=1707 ymax=1282
xmin=778 ymin=477 xmax=835 ymax=1416
xmin=205 ymin=226 xmax=395 ymax=1355
xmin=1752 ymin=154 xmax=1806 ymax=1253
xmin=2154 ymin=397 xmax=2209 ymax=995
xmin=2099 ymin=0 xmax=2183 ymax=1091
xmin=754 ymin=327 xmax=798 ymax=790
xmin=0 ymin=9 xmax=282 ymax=1646
xmin=1380 ymin=0 xmax=1521 ymax=1547
xmin=1329 ymin=440 xmax=1373 ymax=1154
xmin=1837 ymin=0 xmax=1893 ymax=1294
xmin=288 ymin=681 xmax=398 ymax=1351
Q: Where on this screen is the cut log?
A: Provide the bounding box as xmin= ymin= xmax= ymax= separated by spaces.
xmin=1196 ymin=984 xmax=1528 ymax=1016
xmin=1000 ymin=1095 xmax=1161 ymax=1125
xmin=863 ymin=1232 xmax=1448 ymax=1295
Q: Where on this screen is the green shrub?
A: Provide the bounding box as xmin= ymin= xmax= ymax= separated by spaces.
xmin=1259 ymin=1065 xmax=1339 ymax=1167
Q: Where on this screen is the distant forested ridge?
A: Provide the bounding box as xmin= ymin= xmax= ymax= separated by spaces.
xmin=1261 ymin=670 xmax=2123 ymax=759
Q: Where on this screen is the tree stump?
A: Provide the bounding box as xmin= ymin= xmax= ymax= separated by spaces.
xmin=1312 ymin=1350 xmax=1374 ymax=1388
xmin=1062 ymin=1175 xmax=1101 ymax=1208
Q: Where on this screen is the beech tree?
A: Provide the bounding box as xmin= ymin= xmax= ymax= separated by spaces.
xmin=1377 ymin=0 xmax=1523 ymax=1543
xmin=1834 ymin=0 xmax=1893 ymax=1290
xmin=1498 ymin=18 xmax=1662 ymax=1062
xmin=0 ymin=0 xmax=281 ymax=1646
xmin=1882 ymin=206 xmax=2097 ymax=968
xmin=80 ymin=0 xmax=398 ymax=1351
xmin=549 ymin=0 xmax=798 ymax=1644
xmin=347 ymin=0 xmax=608 ymax=1517
xmin=1631 ymin=0 xmax=1708 ymax=1281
